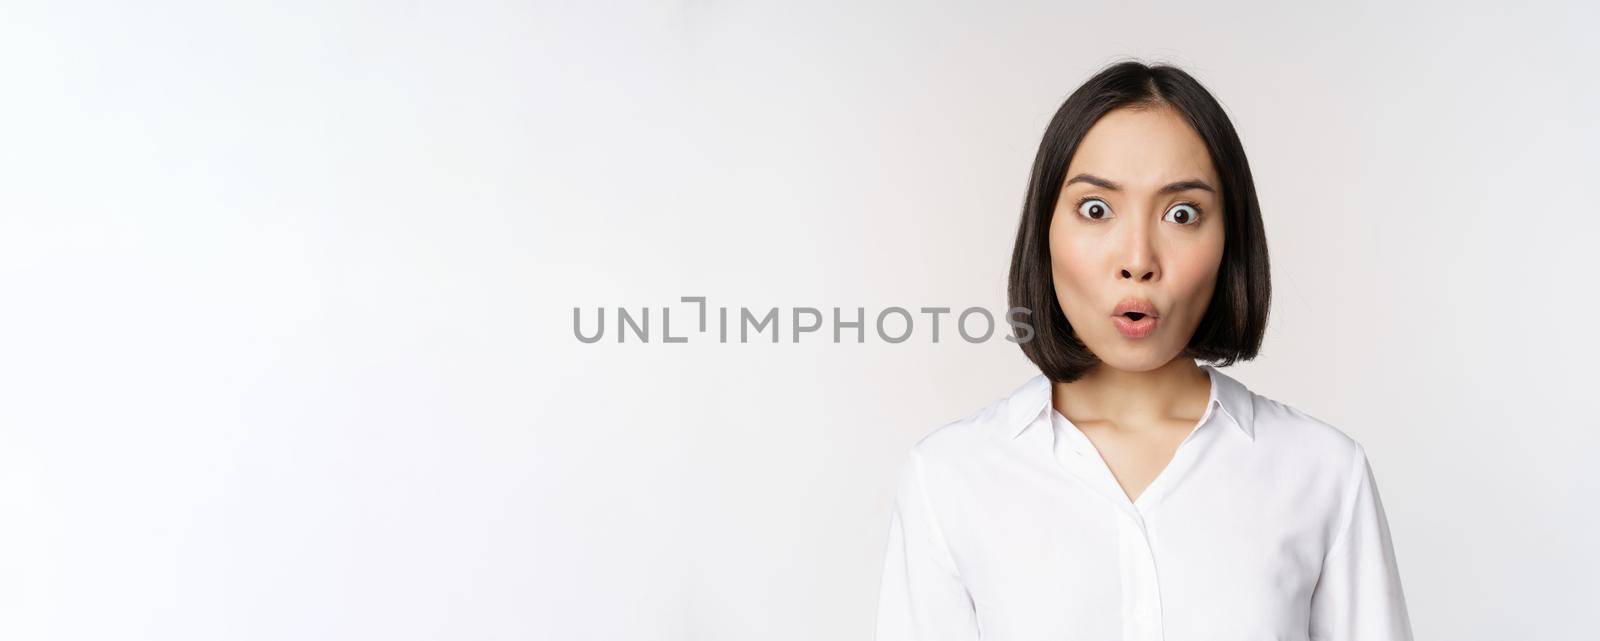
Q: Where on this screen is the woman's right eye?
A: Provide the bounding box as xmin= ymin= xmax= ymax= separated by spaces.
xmin=1077 ymin=197 xmax=1111 ymax=220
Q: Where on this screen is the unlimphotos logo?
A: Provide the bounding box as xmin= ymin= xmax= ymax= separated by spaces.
xmin=574 ymin=297 xmax=1037 ymax=344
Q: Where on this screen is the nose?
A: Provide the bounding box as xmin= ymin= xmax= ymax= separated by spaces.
xmin=1117 ymin=218 xmax=1158 ymax=282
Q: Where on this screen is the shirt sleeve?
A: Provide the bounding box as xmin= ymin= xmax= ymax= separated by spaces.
xmin=874 ymin=448 xmax=981 ymax=641
xmin=1308 ymin=443 xmax=1414 ymax=640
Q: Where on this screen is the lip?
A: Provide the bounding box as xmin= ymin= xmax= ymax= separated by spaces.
xmin=1112 ymin=298 xmax=1160 ymax=318
xmin=1111 ymin=298 xmax=1160 ymax=339
xmin=1112 ymin=314 xmax=1158 ymax=338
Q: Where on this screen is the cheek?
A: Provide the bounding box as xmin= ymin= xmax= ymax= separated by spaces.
xmin=1169 ymin=241 xmax=1226 ymax=311
xmin=1047 ymin=229 xmax=1101 ymax=311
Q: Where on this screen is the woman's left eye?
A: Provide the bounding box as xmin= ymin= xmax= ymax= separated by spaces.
xmin=1164 ymin=203 xmax=1202 ymax=225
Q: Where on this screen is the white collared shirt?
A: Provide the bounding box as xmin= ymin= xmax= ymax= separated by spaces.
xmin=874 ymin=364 xmax=1413 ymax=641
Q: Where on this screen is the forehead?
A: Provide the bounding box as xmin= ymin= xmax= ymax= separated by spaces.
xmin=1065 ymin=105 xmax=1218 ymax=188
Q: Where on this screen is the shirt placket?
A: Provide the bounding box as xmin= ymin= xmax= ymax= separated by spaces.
xmin=1050 ymin=406 xmax=1220 ymax=641
xmin=1117 ymin=509 xmax=1164 ymax=641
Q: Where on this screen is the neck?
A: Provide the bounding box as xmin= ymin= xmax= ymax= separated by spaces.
xmin=1051 ymin=357 xmax=1210 ymax=428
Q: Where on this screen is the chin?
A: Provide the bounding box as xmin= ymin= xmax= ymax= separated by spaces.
xmin=1090 ymin=342 xmax=1182 ymax=372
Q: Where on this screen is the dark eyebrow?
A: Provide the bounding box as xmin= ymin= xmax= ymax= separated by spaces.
xmin=1064 ymin=173 xmax=1216 ymax=195
xmin=1158 ymin=179 xmax=1216 ymax=195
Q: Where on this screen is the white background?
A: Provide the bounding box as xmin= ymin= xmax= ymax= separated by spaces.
xmin=3 ymin=1 xmax=1597 ymax=639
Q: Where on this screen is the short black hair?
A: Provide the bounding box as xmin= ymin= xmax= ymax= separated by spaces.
xmin=1008 ymin=59 xmax=1271 ymax=383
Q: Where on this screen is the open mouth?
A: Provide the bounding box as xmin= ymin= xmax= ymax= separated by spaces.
xmin=1113 ymin=310 xmax=1158 ymax=338
xmin=1112 ymin=299 xmax=1159 ymax=337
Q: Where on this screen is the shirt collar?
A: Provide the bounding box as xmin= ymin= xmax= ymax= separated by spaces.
xmin=1005 ymin=363 xmax=1256 ymax=441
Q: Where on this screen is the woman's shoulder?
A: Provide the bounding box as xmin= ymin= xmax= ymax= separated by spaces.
xmin=906 ymin=396 xmax=1008 ymax=456
xmin=902 ymin=373 xmax=1050 ymax=461
xmin=1248 ymin=389 xmax=1373 ymax=469
xmin=889 ymin=383 xmax=1023 ymax=497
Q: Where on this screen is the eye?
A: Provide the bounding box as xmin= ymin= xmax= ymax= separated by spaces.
xmin=1076 ymin=197 xmax=1112 ymax=221
xmin=1164 ymin=202 xmax=1202 ymax=225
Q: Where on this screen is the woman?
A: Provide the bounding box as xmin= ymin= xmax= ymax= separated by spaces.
xmin=874 ymin=61 xmax=1413 ymax=641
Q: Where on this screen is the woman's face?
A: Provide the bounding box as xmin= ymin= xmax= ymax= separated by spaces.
xmin=1048 ymin=104 xmax=1226 ymax=371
